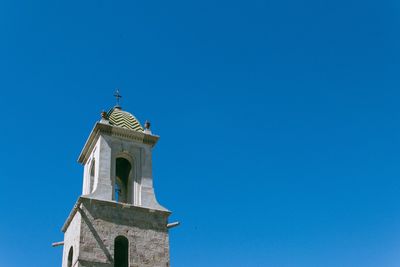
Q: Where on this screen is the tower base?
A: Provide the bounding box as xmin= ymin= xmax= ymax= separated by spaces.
xmin=62 ymin=197 xmax=171 ymax=267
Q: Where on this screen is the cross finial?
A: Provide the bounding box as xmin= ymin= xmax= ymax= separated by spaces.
xmin=114 ymin=89 xmax=122 ymax=106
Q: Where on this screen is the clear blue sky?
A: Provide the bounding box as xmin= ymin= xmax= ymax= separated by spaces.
xmin=0 ymin=0 xmax=400 ymax=266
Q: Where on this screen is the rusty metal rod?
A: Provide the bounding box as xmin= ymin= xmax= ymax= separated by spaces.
xmin=52 ymin=241 xmax=64 ymax=247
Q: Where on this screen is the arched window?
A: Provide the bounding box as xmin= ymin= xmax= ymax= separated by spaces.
xmin=115 ymin=158 xmax=131 ymax=203
xmin=89 ymin=159 xmax=95 ymax=193
xmin=67 ymin=247 xmax=73 ymax=267
xmin=114 ymin=236 xmax=129 ymax=267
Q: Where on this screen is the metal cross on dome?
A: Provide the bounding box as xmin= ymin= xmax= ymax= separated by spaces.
xmin=114 ymin=89 xmax=122 ymax=106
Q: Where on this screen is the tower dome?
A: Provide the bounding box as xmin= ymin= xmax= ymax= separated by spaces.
xmin=106 ymin=106 xmax=144 ymax=132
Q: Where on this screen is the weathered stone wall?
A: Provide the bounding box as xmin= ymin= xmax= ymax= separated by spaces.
xmin=76 ymin=197 xmax=170 ymax=267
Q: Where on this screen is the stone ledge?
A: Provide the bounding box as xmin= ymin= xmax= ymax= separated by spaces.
xmin=62 ymin=196 xmax=171 ymax=232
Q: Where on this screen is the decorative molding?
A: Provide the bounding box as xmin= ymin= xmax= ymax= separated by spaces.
xmin=78 ymin=122 xmax=159 ymax=164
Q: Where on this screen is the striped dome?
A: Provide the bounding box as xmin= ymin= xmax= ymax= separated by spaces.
xmin=107 ymin=106 xmax=144 ymax=132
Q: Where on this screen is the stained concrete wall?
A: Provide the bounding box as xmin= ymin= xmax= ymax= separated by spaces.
xmin=81 ymin=133 xmax=167 ymax=212
xmin=62 ymin=212 xmax=82 ymax=267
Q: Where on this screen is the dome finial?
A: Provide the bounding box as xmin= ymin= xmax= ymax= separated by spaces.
xmin=144 ymin=120 xmax=151 ymax=130
xmin=113 ymin=89 xmax=122 ymax=108
xmin=144 ymin=120 xmax=152 ymax=134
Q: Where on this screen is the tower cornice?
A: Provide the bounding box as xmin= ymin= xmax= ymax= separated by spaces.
xmin=78 ymin=122 xmax=159 ymax=164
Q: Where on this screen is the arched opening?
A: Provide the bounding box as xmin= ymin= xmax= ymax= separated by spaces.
xmin=89 ymin=159 xmax=95 ymax=193
xmin=115 ymin=158 xmax=131 ymax=203
xmin=67 ymin=247 xmax=73 ymax=267
xmin=114 ymin=236 xmax=129 ymax=267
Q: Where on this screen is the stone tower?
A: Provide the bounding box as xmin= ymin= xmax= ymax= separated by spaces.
xmin=60 ymin=102 xmax=172 ymax=267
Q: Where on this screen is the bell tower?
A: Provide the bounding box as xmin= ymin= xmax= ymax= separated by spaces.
xmin=60 ymin=95 xmax=173 ymax=267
